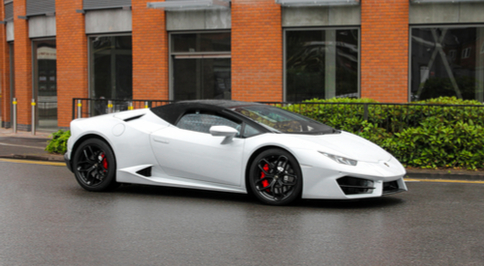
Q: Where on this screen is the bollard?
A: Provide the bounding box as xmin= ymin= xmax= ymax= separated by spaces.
xmin=107 ymin=100 xmax=113 ymax=114
xmin=128 ymin=101 xmax=133 ymax=110
xmin=77 ymin=99 xmax=82 ymax=119
xmin=12 ymin=97 xmax=17 ymax=133
xmin=31 ymin=98 xmax=36 ymax=135
xmin=144 ymin=101 xmax=149 ymax=109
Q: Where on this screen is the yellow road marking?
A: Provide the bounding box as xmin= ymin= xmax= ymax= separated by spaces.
xmin=0 ymin=158 xmax=65 ymax=166
xmin=404 ymin=178 xmax=483 ymax=184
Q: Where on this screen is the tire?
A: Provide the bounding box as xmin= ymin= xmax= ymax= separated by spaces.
xmin=72 ymin=138 xmax=118 ymax=192
xmin=248 ymin=148 xmax=302 ymax=206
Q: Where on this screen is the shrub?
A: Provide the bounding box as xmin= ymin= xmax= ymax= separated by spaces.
xmin=45 ymin=129 xmax=71 ymax=154
xmin=281 ymin=97 xmax=484 ymax=170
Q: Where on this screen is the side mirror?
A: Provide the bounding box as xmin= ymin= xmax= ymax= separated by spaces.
xmin=210 ymin=125 xmax=238 ymax=144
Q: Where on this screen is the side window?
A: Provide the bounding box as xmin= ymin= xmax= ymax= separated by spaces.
xmin=243 ymin=124 xmax=261 ymax=138
xmin=177 ymin=113 xmax=241 ymax=135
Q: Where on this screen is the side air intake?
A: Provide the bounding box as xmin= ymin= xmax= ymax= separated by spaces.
xmin=124 ymin=114 xmax=145 ymax=122
xmin=136 ymin=167 xmax=152 ymax=177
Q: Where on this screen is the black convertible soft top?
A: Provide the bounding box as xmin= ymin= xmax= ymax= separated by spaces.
xmin=150 ymin=100 xmax=263 ymax=126
xmin=150 ymin=100 xmax=337 ymax=135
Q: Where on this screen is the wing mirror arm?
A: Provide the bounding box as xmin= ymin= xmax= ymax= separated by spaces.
xmin=210 ymin=126 xmax=238 ymax=144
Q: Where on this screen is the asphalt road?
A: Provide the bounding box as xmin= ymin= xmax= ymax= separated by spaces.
xmin=0 ymin=160 xmax=483 ymax=266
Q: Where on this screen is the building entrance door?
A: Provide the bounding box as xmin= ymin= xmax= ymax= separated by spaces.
xmin=170 ymin=32 xmax=231 ymax=101
xmin=173 ymin=56 xmax=231 ymax=101
xmin=33 ymin=39 xmax=57 ymax=130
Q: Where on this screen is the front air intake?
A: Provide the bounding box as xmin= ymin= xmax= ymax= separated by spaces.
xmin=337 ymin=176 xmax=375 ymax=195
xmin=383 ymin=181 xmax=405 ymax=195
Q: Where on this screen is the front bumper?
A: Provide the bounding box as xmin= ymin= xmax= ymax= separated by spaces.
xmin=64 ymin=153 xmax=73 ymax=173
xmin=300 ymin=156 xmax=408 ymax=200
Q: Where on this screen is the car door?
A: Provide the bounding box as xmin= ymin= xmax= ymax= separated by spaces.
xmin=150 ymin=112 xmax=245 ymax=187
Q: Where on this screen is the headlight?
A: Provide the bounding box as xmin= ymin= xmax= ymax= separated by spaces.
xmin=319 ymin=151 xmax=358 ymax=166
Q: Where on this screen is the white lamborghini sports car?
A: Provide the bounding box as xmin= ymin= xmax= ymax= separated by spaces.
xmin=65 ymin=100 xmax=407 ymax=205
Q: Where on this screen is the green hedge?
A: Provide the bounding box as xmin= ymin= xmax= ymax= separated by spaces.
xmin=282 ymin=97 xmax=484 ymax=170
xmin=46 ymin=129 xmax=71 ymax=154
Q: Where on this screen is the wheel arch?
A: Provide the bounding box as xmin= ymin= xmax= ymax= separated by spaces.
xmin=71 ymin=134 xmax=115 ymax=161
xmin=244 ymin=145 xmax=301 ymax=195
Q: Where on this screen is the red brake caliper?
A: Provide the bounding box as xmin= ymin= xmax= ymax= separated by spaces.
xmin=101 ymin=153 xmax=108 ymax=172
xmin=260 ymin=164 xmax=270 ymax=191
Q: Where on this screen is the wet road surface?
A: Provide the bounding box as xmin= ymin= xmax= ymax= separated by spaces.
xmin=0 ymin=160 xmax=483 ymax=265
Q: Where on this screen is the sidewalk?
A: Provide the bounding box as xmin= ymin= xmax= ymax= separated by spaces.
xmin=0 ymin=127 xmax=64 ymax=162
xmin=0 ymin=127 xmax=483 ymax=181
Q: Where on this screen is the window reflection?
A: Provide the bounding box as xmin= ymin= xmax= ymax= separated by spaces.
xmin=90 ymin=36 xmax=133 ymax=101
xmin=286 ymin=29 xmax=359 ymax=102
xmin=33 ymin=39 xmax=57 ymax=129
xmin=171 ymin=32 xmax=231 ymax=101
xmin=172 ymin=33 xmax=231 ymax=53
xmin=173 ymin=58 xmax=231 ymax=100
xmin=411 ymin=27 xmax=484 ymax=102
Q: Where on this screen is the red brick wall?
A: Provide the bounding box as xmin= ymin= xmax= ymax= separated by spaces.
xmin=13 ymin=0 xmax=32 ymax=129
xmin=0 ymin=3 xmax=10 ymax=125
xmin=1 ymin=0 xmax=416 ymax=130
xmin=132 ymin=0 xmax=168 ymax=100
xmin=231 ymin=0 xmax=283 ymax=102
xmin=56 ymin=0 xmax=88 ymax=127
xmin=361 ymin=0 xmax=409 ymax=103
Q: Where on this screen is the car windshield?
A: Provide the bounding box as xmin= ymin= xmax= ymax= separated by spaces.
xmin=231 ymin=105 xmax=337 ymax=134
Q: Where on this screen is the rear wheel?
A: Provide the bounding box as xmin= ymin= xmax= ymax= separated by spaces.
xmin=248 ymin=149 xmax=302 ymax=205
xmin=72 ymin=138 xmax=118 ymax=192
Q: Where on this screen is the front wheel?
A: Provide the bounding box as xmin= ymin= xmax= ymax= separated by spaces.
xmin=248 ymin=149 xmax=302 ymax=206
xmin=72 ymin=138 xmax=118 ymax=192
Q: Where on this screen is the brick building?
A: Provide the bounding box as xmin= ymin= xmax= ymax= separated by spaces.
xmin=0 ymin=0 xmax=483 ymax=131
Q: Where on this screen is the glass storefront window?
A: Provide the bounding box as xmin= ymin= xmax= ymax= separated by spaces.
xmin=410 ymin=26 xmax=484 ymax=102
xmin=33 ymin=39 xmax=57 ymax=130
xmin=173 ymin=58 xmax=231 ymax=100
xmin=90 ymin=35 xmax=133 ymax=100
xmin=171 ymin=32 xmax=231 ymax=101
xmin=171 ymin=32 xmax=231 ymax=53
xmin=285 ymin=29 xmax=359 ymax=102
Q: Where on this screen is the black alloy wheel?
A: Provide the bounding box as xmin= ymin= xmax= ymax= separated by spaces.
xmin=249 ymin=148 xmax=302 ymax=205
xmin=72 ymin=138 xmax=118 ymax=192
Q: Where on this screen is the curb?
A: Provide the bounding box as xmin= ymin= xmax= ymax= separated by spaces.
xmin=404 ymin=170 xmax=484 ymax=181
xmin=0 ymin=154 xmax=65 ymax=162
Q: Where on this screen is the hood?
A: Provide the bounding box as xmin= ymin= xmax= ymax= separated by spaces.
xmin=295 ymin=131 xmax=391 ymax=163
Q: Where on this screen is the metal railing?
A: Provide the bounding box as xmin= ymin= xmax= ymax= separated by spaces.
xmin=72 ymin=98 xmax=174 ymax=120
xmin=72 ymin=98 xmax=484 ymax=132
